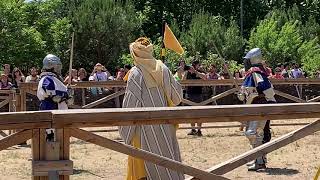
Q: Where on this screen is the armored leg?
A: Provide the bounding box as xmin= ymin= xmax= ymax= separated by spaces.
xmin=245 ymin=120 xmax=267 ymax=171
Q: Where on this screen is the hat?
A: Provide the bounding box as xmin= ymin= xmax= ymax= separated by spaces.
xmin=95 ymin=63 xmax=102 ymax=67
xmin=244 ymin=48 xmax=262 ymax=59
xmin=0 ymin=74 xmax=8 ymax=78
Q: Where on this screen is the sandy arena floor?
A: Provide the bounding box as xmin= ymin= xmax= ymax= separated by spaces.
xmin=0 ymin=119 xmax=319 ymax=180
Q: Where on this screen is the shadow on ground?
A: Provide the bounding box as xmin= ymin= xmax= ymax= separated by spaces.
xmin=262 ymin=168 xmax=299 ymax=175
xmin=73 ymin=169 xmax=107 ymax=178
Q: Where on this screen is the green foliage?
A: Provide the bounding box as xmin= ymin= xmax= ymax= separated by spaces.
xmin=0 ymin=0 xmax=71 ymax=72
xmin=71 ymin=0 xmax=144 ymax=72
xmin=181 ymin=11 xmax=245 ymax=66
xmin=298 ymin=38 xmax=320 ymax=77
xmin=1 ymin=0 xmax=320 ymax=76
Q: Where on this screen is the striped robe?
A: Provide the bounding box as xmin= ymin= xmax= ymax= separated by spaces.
xmin=119 ymin=66 xmax=184 ymax=180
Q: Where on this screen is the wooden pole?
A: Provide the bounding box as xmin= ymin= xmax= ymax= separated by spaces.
xmin=187 ymin=119 xmax=320 ymax=179
xmin=70 ymin=128 xmax=229 ymax=180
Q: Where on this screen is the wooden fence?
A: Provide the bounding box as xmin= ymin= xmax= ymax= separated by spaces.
xmin=18 ymin=79 xmax=320 ymax=110
xmin=0 ymin=103 xmax=319 ymax=179
xmin=14 ymin=79 xmax=320 ymax=132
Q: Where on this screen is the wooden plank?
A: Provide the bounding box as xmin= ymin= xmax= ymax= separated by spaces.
xmin=0 ymin=99 xmax=9 ymax=109
xmin=81 ymin=89 xmax=86 ymax=106
xmin=89 ymin=122 xmax=310 ymax=133
xmin=52 ymin=103 xmax=320 ymax=128
xmin=20 ymin=88 xmax=26 ymax=111
xmin=0 ymin=129 xmax=32 ymax=151
xmin=0 ymin=111 xmax=52 ymax=130
xmin=32 ymin=129 xmax=40 ymax=180
xmin=199 ymin=88 xmax=237 ymax=106
xmin=70 ymin=128 xmax=229 ymax=180
xmin=82 ymin=90 xmax=125 ymax=109
xmin=32 ymin=160 xmax=73 ymax=176
xmin=0 ymin=130 xmax=8 ymax=137
xmin=48 ymin=171 xmax=59 ymax=180
xmin=19 ymin=79 xmax=320 ymax=90
xmin=187 ymin=119 xmax=320 ymax=179
xmin=26 ymin=89 xmax=37 ymax=96
xmin=308 ymin=96 xmax=320 ymax=103
xmin=182 ymin=98 xmax=201 ymax=106
xmin=63 ymin=129 xmax=70 ymax=160
xmin=114 ymin=88 xmax=121 ymax=108
xmin=45 ymin=142 xmax=60 ymax=161
xmin=39 ymin=129 xmax=47 ymax=180
xmin=274 ymin=90 xmax=306 ymax=103
xmin=62 ymin=129 xmax=70 ymax=180
xmin=0 ymin=122 xmax=51 ymax=131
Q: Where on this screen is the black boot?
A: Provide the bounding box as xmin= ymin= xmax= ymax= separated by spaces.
xmin=187 ymin=129 xmax=197 ymax=135
xmin=46 ymin=130 xmax=55 ymax=142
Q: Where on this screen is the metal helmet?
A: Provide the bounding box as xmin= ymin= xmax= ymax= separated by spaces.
xmin=43 ymin=54 xmax=62 ymax=74
xmin=244 ymin=48 xmax=263 ymax=64
xmin=243 ymin=48 xmax=263 ymax=71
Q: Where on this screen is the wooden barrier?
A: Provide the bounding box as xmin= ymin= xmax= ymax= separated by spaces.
xmin=18 ymin=79 xmax=320 ymax=111
xmin=0 ymin=103 xmax=319 ymax=179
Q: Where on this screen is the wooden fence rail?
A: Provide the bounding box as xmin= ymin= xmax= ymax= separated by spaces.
xmin=0 ymin=103 xmax=319 ymax=179
xmin=17 ymin=79 xmax=320 ymax=110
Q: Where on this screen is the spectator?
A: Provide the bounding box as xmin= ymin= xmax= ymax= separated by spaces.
xmin=185 ymin=60 xmax=206 ymax=136
xmin=25 ymin=67 xmax=40 ymax=83
xmin=64 ymin=69 xmax=78 ymax=83
xmin=239 ymin=67 xmax=246 ymax=78
xmin=174 ymin=60 xmax=187 ymax=81
xmin=290 ymin=62 xmax=304 ymax=78
xmin=0 ymin=74 xmax=12 ymax=89
xmin=78 ymin=68 xmax=88 ymax=81
xmin=233 ymin=70 xmax=243 ymax=79
xmin=219 ymin=65 xmax=231 ymax=79
xmin=271 ymin=67 xmax=284 ymax=79
xmin=316 ymin=71 xmax=320 ymax=79
xmin=207 ymin=64 xmax=219 ymax=80
xmin=281 ymin=62 xmax=290 ymax=78
xmin=3 ymin=64 xmax=13 ymax=82
xmin=89 ymin=63 xmax=110 ymax=81
xmin=262 ymin=61 xmax=273 ymax=77
xmin=124 ymin=64 xmax=132 ymax=74
xmin=116 ymin=68 xmax=126 ymax=80
xmin=89 ymin=63 xmax=111 ymax=95
xmin=12 ymin=67 xmax=25 ymax=88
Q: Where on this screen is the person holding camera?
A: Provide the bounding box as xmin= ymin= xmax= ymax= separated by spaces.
xmin=185 ymin=60 xmax=206 ymax=136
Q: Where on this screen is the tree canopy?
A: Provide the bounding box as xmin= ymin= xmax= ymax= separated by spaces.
xmin=1 ymin=0 xmax=320 ymax=76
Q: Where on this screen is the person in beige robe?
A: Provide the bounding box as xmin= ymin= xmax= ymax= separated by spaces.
xmin=119 ymin=37 xmax=184 ymax=180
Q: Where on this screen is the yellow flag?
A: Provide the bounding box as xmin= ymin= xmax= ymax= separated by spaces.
xmin=163 ymin=23 xmax=184 ymax=55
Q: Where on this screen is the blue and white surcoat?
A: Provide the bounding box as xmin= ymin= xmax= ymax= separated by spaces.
xmin=37 ymin=72 xmax=69 ymax=110
xmin=241 ymin=67 xmax=276 ymax=104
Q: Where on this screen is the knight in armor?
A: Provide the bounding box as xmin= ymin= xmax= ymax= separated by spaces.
xmin=238 ymin=48 xmax=276 ymax=171
xmin=37 ymin=54 xmax=72 ymax=141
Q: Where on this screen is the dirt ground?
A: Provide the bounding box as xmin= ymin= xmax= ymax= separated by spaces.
xmin=0 ymin=119 xmax=319 ymax=180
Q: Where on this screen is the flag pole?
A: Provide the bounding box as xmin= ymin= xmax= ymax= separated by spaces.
xmin=161 ymin=21 xmax=166 ymax=62
xmin=68 ymin=32 xmax=75 ymax=86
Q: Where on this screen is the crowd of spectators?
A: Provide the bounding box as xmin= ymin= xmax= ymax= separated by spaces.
xmin=173 ymin=60 xmax=310 ymax=81
xmin=0 ymin=59 xmax=316 ymax=91
xmin=0 ymin=63 xmax=132 ymax=90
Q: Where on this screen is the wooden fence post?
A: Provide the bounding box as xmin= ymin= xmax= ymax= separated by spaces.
xmin=32 ymin=129 xmax=72 ymax=180
xmin=114 ymin=87 xmax=120 ymax=108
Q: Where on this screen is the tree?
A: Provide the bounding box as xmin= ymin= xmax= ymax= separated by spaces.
xmin=71 ymin=0 xmax=144 ymax=72
xmin=248 ymin=8 xmax=303 ymax=66
xmin=0 ymin=0 xmax=71 ymax=72
xmin=182 ymin=11 xmax=244 ymax=62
